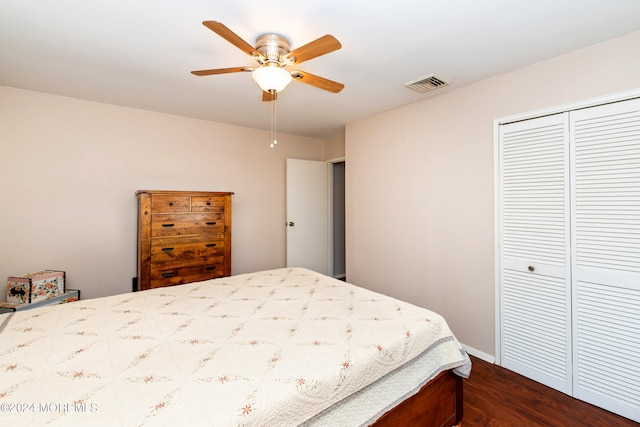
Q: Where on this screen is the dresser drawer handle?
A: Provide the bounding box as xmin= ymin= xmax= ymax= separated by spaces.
xmin=161 ymin=272 xmax=174 ymax=278
xmin=205 ymin=266 xmax=217 ymax=271
xmin=169 ymin=202 xmax=174 ymax=207
xmin=162 ymin=223 xmax=175 ymax=228
xmin=206 ymin=201 xmax=212 ymax=206
xmin=206 ymin=243 xmax=217 ymax=248
xmin=161 ymin=247 xmax=174 ymax=252
xmin=206 ymin=221 xmax=217 ymax=226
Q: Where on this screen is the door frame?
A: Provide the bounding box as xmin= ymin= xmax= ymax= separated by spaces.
xmin=327 ymin=157 xmax=346 ymax=279
xmin=285 ymin=157 xmax=346 ymax=278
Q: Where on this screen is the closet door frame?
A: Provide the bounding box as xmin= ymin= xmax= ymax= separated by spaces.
xmin=494 ymin=87 xmax=640 ymax=365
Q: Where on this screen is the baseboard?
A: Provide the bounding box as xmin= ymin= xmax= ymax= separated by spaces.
xmin=461 ymin=344 xmax=495 ymax=364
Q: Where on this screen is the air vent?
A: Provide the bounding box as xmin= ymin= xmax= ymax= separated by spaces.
xmin=404 ymin=74 xmax=450 ymax=93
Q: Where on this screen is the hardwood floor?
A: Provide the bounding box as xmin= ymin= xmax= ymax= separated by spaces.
xmin=463 ymin=356 xmax=639 ymax=427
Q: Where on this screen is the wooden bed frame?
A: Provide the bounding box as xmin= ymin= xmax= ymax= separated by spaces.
xmin=372 ymin=370 xmax=463 ymax=427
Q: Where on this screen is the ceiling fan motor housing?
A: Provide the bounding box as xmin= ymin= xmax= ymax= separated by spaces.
xmin=255 ymin=33 xmax=292 ymax=64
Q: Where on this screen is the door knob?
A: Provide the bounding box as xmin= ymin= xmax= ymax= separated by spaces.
xmin=288 ymin=221 xmax=295 ymax=227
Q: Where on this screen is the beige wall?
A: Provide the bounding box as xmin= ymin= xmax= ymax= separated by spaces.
xmin=346 ymin=30 xmax=640 ymax=358
xmin=324 ymin=130 xmax=346 ymax=160
xmin=0 ymin=87 xmax=324 ymax=300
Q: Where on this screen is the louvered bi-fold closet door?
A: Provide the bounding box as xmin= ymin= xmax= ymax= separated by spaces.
xmin=499 ymin=113 xmax=572 ymax=394
xmin=570 ymin=98 xmax=640 ymax=422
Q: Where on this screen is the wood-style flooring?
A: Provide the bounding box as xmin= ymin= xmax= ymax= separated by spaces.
xmin=463 ymin=356 xmax=639 ymax=427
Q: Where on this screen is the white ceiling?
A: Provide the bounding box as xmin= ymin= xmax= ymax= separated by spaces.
xmin=2 ymin=0 xmax=640 ymax=139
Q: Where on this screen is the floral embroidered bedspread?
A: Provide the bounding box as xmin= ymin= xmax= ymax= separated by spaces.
xmin=0 ymin=268 xmax=470 ymax=426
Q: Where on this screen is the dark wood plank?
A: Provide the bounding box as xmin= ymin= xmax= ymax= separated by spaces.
xmin=373 ymin=371 xmax=459 ymax=427
xmin=464 ymin=356 xmax=639 ymax=427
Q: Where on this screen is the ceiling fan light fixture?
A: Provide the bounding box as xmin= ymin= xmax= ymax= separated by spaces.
xmin=252 ymin=64 xmax=292 ymax=93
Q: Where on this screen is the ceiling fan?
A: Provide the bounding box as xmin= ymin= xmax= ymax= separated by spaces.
xmin=191 ymin=21 xmax=344 ymax=101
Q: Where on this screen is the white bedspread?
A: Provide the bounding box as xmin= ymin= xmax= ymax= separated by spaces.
xmin=0 ymin=268 xmax=470 ymax=426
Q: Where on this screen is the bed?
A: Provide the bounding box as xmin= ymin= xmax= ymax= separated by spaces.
xmin=0 ymin=268 xmax=471 ymax=426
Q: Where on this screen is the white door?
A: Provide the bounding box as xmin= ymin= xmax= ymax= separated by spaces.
xmin=498 ymin=113 xmax=573 ymax=394
xmin=570 ymin=98 xmax=640 ymax=421
xmin=286 ymin=158 xmax=329 ymax=275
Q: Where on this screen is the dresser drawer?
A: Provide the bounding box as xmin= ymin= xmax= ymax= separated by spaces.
xmin=150 ymin=258 xmax=226 ymax=288
xmin=191 ymin=196 xmax=226 ymax=212
xmin=151 ymin=213 xmax=224 ymax=237
xmin=151 ymin=195 xmax=190 ymax=213
xmin=150 ymin=235 xmax=225 ymax=263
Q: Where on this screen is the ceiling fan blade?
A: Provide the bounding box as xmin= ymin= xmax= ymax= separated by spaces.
xmin=291 ymin=71 xmax=344 ymax=93
xmin=283 ymin=35 xmax=341 ymax=65
xmin=262 ymin=91 xmax=277 ymax=102
xmin=202 ymin=21 xmax=263 ymax=60
xmin=191 ymin=67 xmax=253 ymax=76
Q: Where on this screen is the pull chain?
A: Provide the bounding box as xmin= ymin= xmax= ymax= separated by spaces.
xmin=270 ymin=90 xmax=278 ymax=148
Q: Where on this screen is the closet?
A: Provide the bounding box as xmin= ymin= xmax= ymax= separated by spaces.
xmin=497 ymin=96 xmax=640 ymax=422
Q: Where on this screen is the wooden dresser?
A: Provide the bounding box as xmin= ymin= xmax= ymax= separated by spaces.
xmin=136 ymin=190 xmax=233 ymax=291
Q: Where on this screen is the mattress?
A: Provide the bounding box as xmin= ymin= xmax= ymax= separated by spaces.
xmin=0 ymin=268 xmax=470 ymax=426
